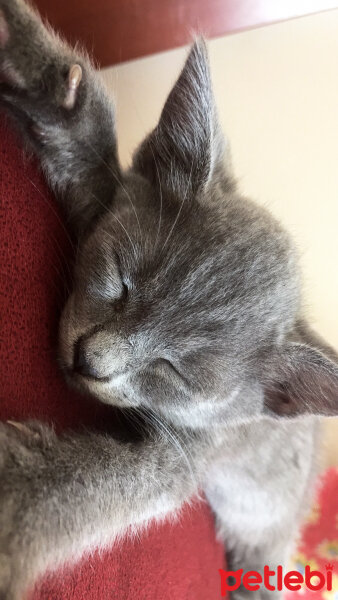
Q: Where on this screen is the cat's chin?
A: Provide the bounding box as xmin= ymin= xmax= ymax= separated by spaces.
xmin=64 ymin=369 xmax=141 ymax=409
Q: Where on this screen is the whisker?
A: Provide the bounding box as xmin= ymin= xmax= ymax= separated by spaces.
xmin=25 ymin=175 xmax=75 ymax=254
xmin=84 ymin=140 xmax=143 ymax=244
xmin=161 ymin=163 xmax=193 ymax=251
xmin=89 ymin=191 xmax=138 ymax=260
xmin=140 ymin=407 xmax=197 ymax=490
xmin=125 ymin=407 xmax=151 ymax=437
xmin=149 ymin=142 xmax=163 ymax=250
xmin=23 ymin=176 xmax=75 ymax=296
xmin=46 ymin=229 xmax=74 ymax=287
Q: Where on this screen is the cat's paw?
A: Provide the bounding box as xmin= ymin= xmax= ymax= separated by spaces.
xmin=0 ymin=0 xmax=84 ymax=115
xmin=5 ymin=419 xmax=55 ymax=444
xmin=0 ymin=420 xmax=57 ymax=599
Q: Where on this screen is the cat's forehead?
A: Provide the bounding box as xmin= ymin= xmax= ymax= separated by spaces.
xmin=89 ymin=177 xmax=291 ymax=298
xmin=80 ymin=172 xmax=298 ymax=353
xmin=90 ymin=179 xmax=222 ymax=267
xmin=99 ymin=204 xmax=227 ymax=289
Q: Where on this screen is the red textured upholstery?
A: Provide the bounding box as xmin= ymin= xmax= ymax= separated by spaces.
xmin=0 ymin=115 xmax=225 ymax=599
xmin=285 ymin=468 xmax=338 ymax=600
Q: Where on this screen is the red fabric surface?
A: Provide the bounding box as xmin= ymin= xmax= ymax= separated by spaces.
xmin=285 ymin=467 xmax=338 ymax=599
xmin=0 ymin=115 xmax=225 ymax=599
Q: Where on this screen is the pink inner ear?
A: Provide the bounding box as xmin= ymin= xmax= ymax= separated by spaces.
xmin=265 ymin=383 xmax=297 ymax=417
xmin=63 ymin=64 xmax=83 ymax=110
xmin=0 ymin=10 xmax=10 ymax=49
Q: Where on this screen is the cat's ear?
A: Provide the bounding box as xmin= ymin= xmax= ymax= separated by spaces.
xmin=263 ymin=341 xmax=338 ymax=418
xmin=133 ymin=40 xmax=230 ymax=198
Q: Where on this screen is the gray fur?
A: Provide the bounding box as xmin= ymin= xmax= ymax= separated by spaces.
xmin=0 ymin=2 xmax=337 ymax=598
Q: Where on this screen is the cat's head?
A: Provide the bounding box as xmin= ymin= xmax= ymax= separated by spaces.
xmin=59 ymin=41 xmax=338 ymax=428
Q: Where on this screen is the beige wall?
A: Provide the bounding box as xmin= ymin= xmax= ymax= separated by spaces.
xmin=100 ymin=10 xmax=338 ymax=463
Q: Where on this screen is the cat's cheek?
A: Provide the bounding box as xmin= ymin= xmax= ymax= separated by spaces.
xmin=58 ymin=298 xmax=77 ymax=370
xmin=129 ymin=371 xmax=190 ymax=418
xmin=58 ymin=294 xmax=88 ymax=370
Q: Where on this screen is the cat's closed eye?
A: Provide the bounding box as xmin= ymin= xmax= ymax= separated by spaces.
xmin=153 ymin=358 xmax=185 ymax=382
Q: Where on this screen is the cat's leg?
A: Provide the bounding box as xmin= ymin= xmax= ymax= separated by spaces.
xmin=0 ymin=420 xmax=213 ymax=600
xmin=203 ymin=419 xmax=318 ymax=599
xmin=0 ymin=0 xmax=120 ymax=232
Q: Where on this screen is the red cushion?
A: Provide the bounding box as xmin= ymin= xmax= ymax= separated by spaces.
xmin=0 ymin=114 xmax=225 ymax=599
xmin=285 ymin=467 xmax=338 ymax=600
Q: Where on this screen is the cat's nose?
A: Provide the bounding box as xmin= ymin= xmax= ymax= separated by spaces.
xmin=73 ymin=341 xmax=102 ymax=380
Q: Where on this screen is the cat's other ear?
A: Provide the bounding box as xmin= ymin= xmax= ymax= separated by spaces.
xmin=133 ymin=40 xmax=231 ymax=198
xmin=263 ymin=334 xmax=338 ymax=418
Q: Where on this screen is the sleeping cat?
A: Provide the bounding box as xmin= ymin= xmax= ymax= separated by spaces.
xmin=0 ymin=1 xmax=337 ymax=599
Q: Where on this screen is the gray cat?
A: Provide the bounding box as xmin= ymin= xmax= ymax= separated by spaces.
xmin=0 ymin=1 xmax=337 ymax=599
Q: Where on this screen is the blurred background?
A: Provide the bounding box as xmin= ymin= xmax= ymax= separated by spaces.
xmin=34 ymin=0 xmax=338 ymax=466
